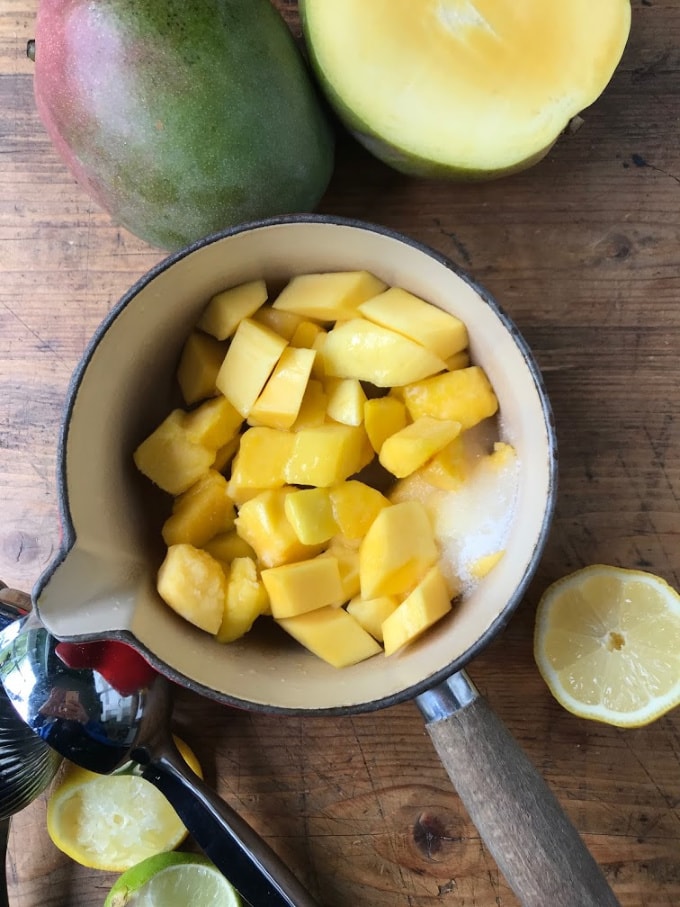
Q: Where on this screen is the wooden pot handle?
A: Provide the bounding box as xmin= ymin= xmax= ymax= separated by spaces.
xmin=417 ymin=671 xmax=620 ymax=907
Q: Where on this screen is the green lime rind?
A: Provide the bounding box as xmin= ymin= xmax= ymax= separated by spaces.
xmin=104 ymin=852 xmax=241 ymax=907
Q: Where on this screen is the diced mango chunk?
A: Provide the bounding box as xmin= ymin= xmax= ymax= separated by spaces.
xmin=322 ymin=318 xmax=448 ymax=387
xmin=198 ymin=279 xmax=268 ymax=340
xmin=360 ymin=500 xmax=438 ymax=598
xmin=346 ymin=595 xmax=399 ymax=642
xmin=418 ymin=434 xmax=469 ymax=490
xmin=157 ymin=544 xmax=226 ymax=634
xmin=291 ymin=379 xmax=328 ymax=430
xmin=363 ymin=396 xmax=408 ymax=453
xmin=272 ymin=271 xmax=387 ymax=322
xmin=325 ymin=378 xmax=367 ymax=426
xmin=203 ymin=530 xmax=255 ymax=564
xmin=284 ymin=487 xmax=337 ymax=545
xmin=382 ymin=564 xmax=453 ymax=655
xmin=284 ymin=424 xmax=369 ymax=487
xmin=402 ymin=366 xmax=498 ymax=429
xmin=277 ymin=606 xmax=382 ymax=668
xmin=216 ymin=556 xmax=269 ymax=643
xmin=227 ymin=427 xmax=294 ymax=504
xmin=468 ymin=550 xmax=505 ymax=579
xmin=262 ymin=557 xmax=345 ymax=618
xmin=445 ymin=350 xmax=470 ymax=371
xmin=216 ymin=318 xmax=287 ymax=417
xmin=316 ymin=540 xmax=361 ymax=601
xmin=133 ymin=410 xmax=215 ymax=495
xmin=182 ymin=395 xmax=244 ymax=450
xmin=329 ymin=480 xmax=390 ymax=541
xmin=235 ymin=488 xmax=324 ymax=568
xmin=358 ymin=287 xmax=468 ymax=360
xmin=290 ymin=320 xmax=326 ymax=349
xmin=162 ymin=469 xmax=235 ymax=548
xmin=248 ymin=346 xmax=315 ymax=430
xmin=176 ymin=331 xmax=227 ymax=405
xmin=379 ymin=416 xmax=462 ymax=479
xmin=252 ymin=305 xmax=305 ymax=340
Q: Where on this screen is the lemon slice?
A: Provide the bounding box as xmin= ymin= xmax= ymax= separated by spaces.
xmin=47 ymin=737 xmax=202 ymax=872
xmin=104 ymin=852 xmax=242 ymax=907
xmin=534 ymin=565 xmax=680 ymax=728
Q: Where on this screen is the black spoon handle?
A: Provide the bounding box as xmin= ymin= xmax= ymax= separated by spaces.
xmin=136 ymin=738 xmax=319 ymax=907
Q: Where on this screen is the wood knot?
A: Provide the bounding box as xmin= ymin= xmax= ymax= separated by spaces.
xmin=413 ymin=811 xmax=456 ymax=860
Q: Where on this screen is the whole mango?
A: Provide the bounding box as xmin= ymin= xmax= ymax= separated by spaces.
xmin=31 ymin=0 xmax=335 ymax=249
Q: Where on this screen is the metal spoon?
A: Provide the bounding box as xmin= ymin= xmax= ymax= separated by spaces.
xmin=0 ymin=609 xmax=319 ymax=907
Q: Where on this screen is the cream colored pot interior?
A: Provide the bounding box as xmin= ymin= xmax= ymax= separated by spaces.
xmin=36 ymin=219 xmax=555 ymax=711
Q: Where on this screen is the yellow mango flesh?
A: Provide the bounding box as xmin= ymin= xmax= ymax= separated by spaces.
xmin=290 ymin=320 xmax=326 ymax=349
xmin=176 ymin=331 xmax=227 ymax=406
xmin=216 ymin=556 xmax=269 ymax=643
xmin=402 ymin=366 xmax=498 ymax=429
xmin=248 ymin=346 xmax=316 ymax=430
xmin=252 ymin=304 xmax=305 ymax=340
xmin=291 ymin=379 xmax=328 ymax=430
xmin=379 ymin=416 xmax=462 ymax=478
xmin=198 ymin=279 xmax=268 ymax=341
xmin=157 ymin=544 xmax=226 ymax=634
xmin=358 ymin=286 xmax=468 ymax=359
xmin=316 ymin=540 xmax=361 ymax=601
xmin=382 ymin=564 xmax=452 ymax=656
xmin=363 ymin=396 xmax=408 ymax=453
xmin=227 ymin=427 xmax=294 ymax=504
xmin=235 ymin=488 xmax=324 ymax=568
xmin=272 ymin=270 xmax=387 ymax=321
xmin=284 ymin=423 xmax=369 ymax=487
xmin=346 ymin=595 xmax=398 ymax=642
xmin=202 ymin=530 xmax=255 ymax=564
xmin=329 ymin=480 xmax=390 ymax=541
xmin=284 ymin=487 xmax=338 ymax=545
xmin=262 ymin=556 xmax=345 ymax=618
xmin=216 ymin=318 xmax=287 ymax=417
xmin=418 ymin=434 xmax=469 ymax=490
xmin=322 ymin=318 xmax=448 ymax=386
xmin=277 ymin=606 xmax=382 ymax=667
xmin=182 ymin=395 xmax=244 ymax=450
xmin=133 ymin=410 xmax=215 ymax=496
xmin=360 ymin=499 xmax=438 ymax=598
xmin=325 ymin=377 xmax=367 ymax=427
xmin=162 ymin=469 xmax=235 ymax=548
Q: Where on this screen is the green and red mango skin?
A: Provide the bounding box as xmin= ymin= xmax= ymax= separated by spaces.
xmin=33 ymin=0 xmax=335 ymax=250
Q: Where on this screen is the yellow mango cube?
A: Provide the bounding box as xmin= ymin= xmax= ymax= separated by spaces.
xmin=325 ymin=378 xmax=367 ymax=427
xmin=272 ymin=270 xmax=387 ymax=322
xmin=284 ymin=487 xmax=337 ymax=545
xmin=363 ymin=396 xmax=408 ymax=453
xmin=176 ymin=331 xmax=227 ymax=406
xmin=212 ymin=436 xmax=240 ymax=474
xmin=182 ymin=395 xmax=244 ymax=450
xmin=419 ymin=434 xmax=468 ymax=490
xmin=329 ymin=480 xmax=390 ymax=541
xmin=379 ymin=416 xmax=462 ymax=479
xmin=227 ymin=427 xmax=294 ymax=504
xmin=235 ymin=488 xmax=324 ymax=568
xmin=276 ymin=606 xmax=382 ymax=668
xmin=360 ymin=500 xmax=438 ymax=598
xmin=291 ymin=379 xmax=328 ymax=430
xmin=487 ymin=441 xmax=517 ymax=470
xmin=316 ymin=540 xmax=361 ymax=601
xmin=322 ymin=318 xmax=447 ymax=387
xmin=358 ymin=287 xmax=468 ymax=360
xmin=284 ymin=424 xmax=369 ymax=487
xmin=289 ymin=320 xmax=326 ymax=349
xmin=216 ymin=556 xmax=269 ymax=643
xmin=203 ymin=529 xmax=255 ymax=564
xmin=198 ymin=279 xmax=268 ymax=340
xmin=157 ymin=544 xmax=226 ymax=634
xmin=162 ymin=469 xmax=235 ymax=548
xmin=468 ymin=550 xmax=505 ymax=580
xmin=248 ymin=346 xmax=316 ymax=430
xmin=133 ymin=410 xmax=215 ymax=495
xmin=445 ymin=350 xmax=471 ymax=371
xmin=252 ymin=305 xmax=305 ymax=340
xmin=346 ymin=595 xmax=399 ymax=642
xmin=216 ymin=318 xmax=288 ymax=417
xmin=402 ymin=366 xmax=499 ymax=429
xmin=382 ymin=564 xmax=453 ymax=656
xmin=262 ymin=557 xmax=345 ymax=618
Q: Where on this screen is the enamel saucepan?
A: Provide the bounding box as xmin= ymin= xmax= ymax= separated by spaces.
xmin=25 ymin=216 xmax=618 ymax=905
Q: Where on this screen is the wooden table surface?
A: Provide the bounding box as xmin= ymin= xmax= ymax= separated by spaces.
xmin=1 ymin=2 xmax=679 ymax=905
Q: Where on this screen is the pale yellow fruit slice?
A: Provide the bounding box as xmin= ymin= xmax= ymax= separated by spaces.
xmin=47 ymin=738 xmax=201 ymax=872
xmin=534 ymin=565 xmax=680 ymax=728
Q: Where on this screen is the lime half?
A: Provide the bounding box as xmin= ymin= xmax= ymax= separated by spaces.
xmin=104 ymin=852 xmax=242 ymax=907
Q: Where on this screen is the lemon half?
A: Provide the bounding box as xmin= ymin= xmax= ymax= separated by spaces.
xmin=534 ymin=565 xmax=680 ymax=728
xmin=47 ymin=736 xmax=202 ymax=872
